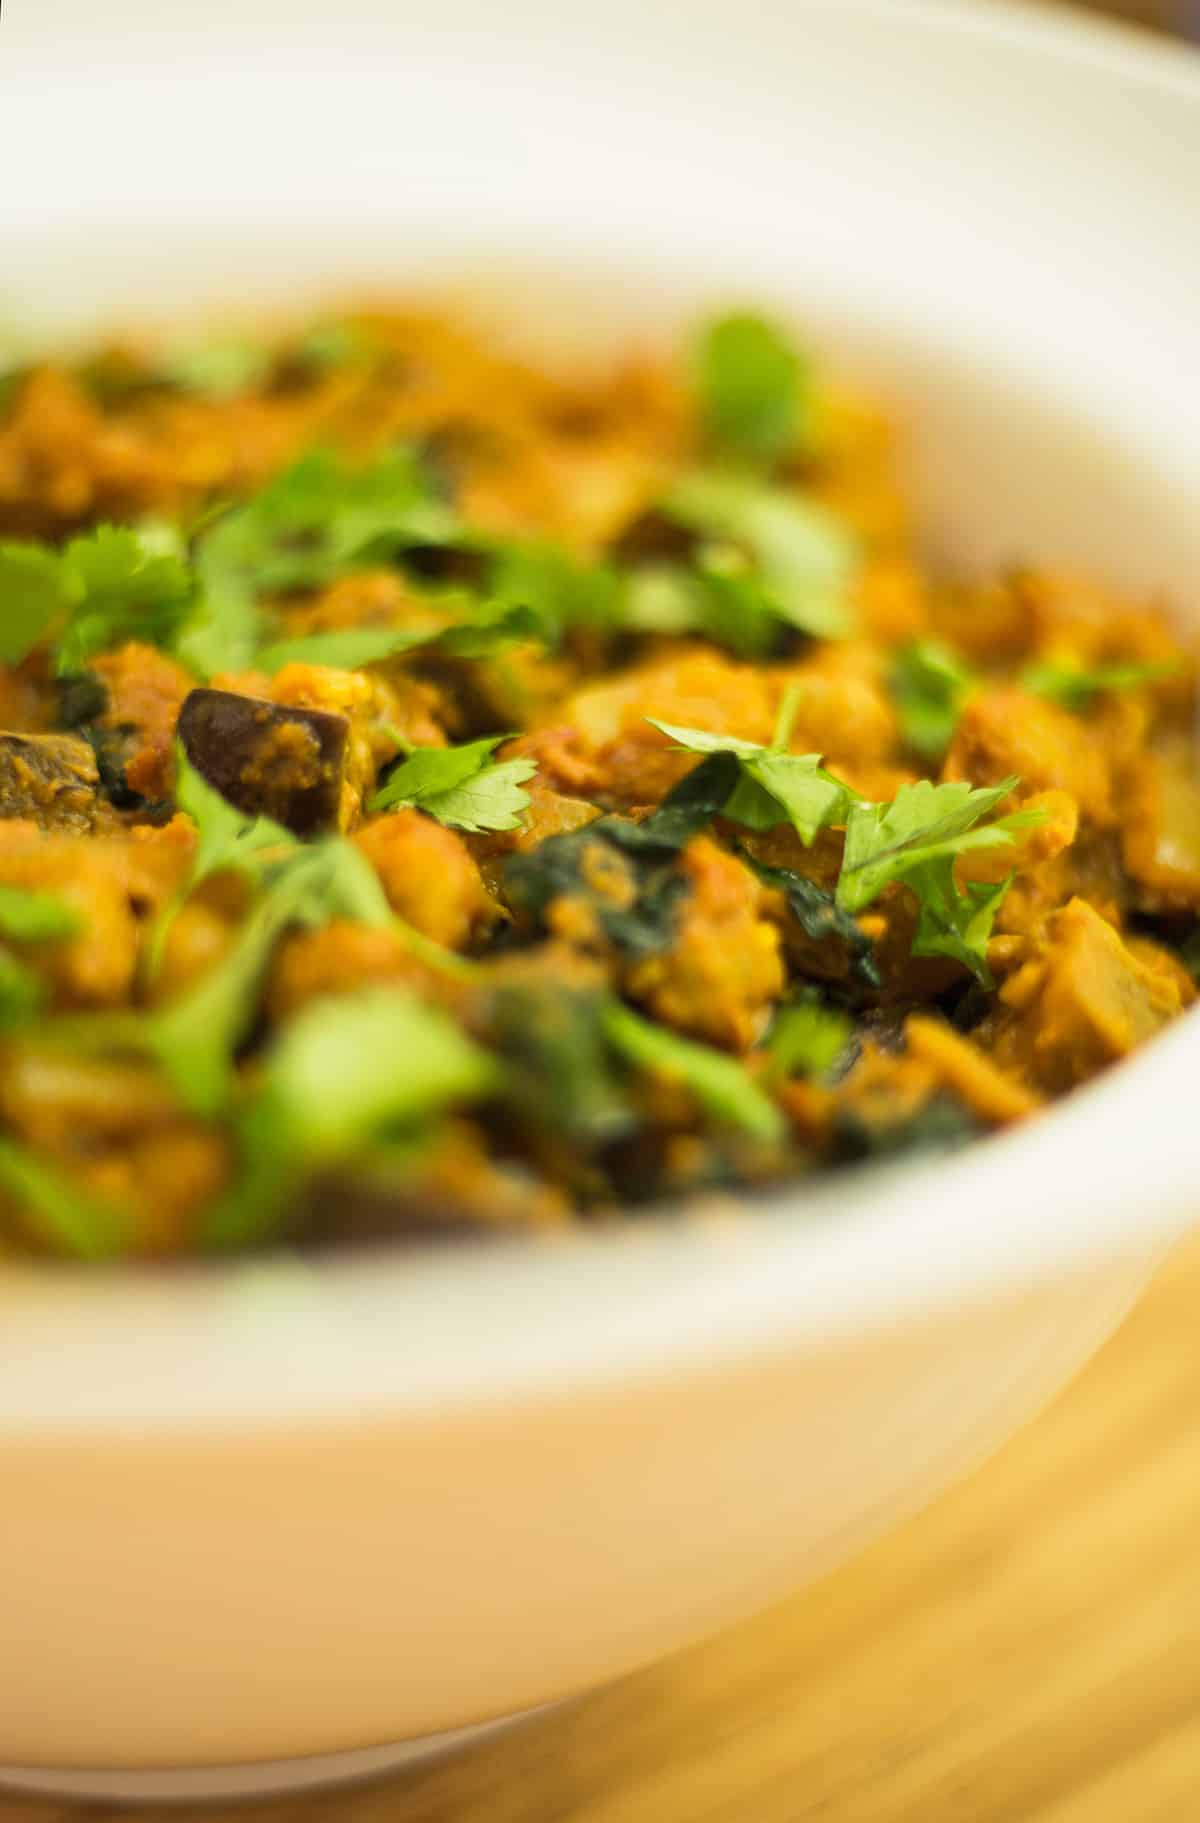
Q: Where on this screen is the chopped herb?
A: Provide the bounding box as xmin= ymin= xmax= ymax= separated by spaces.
xmin=1021 ymin=657 xmax=1174 ymax=712
xmin=253 ymin=600 xmax=543 ymax=678
xmin=0 ymin=542 xmax=67 ymax=664
xmin=371 ymin=735 xmax=536 ymax=833
xmin=54 ymin=527 xmax=195 ymax=675
xmin=290 ymin=318 xmax=377 ymax=373
xmin=159 ymin=338 xmax=276 ymax=399
xmin=0 ymin=883 xmax=83 ymax=943
xmin=890 ymin=639 xmax=976 ymax=758
xmin=0 ymin=950 xmax=45 ymax=1030
xmin=488 ymin=984 xmax=636 ymax=1150
xmin=0 ymin=1136 xmax=128 ymax=1259
xmin=601 ymin=999 xmax=784 ymax=1143
xmin=766 ymin=994 xmax=854 ymax=1083
xmin=647 ymin=707 xmax=858 ymax=846
xmin=146 ymin=748 xmax=296 ymax=977
xmin=1 ymin=526 xmax=194 ymax=674
xmin=691 ymin=546 xmax=792 ymax=659
xmin=175 ymin=447 xmax=460 ymax=677
xmin=622 ymin=564 xmax=704 ymax=636
xmin=206 ymin=446 xmax=457 ymax=595
xmin=489 ymin=540 xmax=620 ymax=645
xmin=837 ymin=777 xmax=1032 ymax=913
xmin=663 ymin=469 xmax=856 ymax=640
xmin=73 ymin=838 xmax=395 ymax=1118
xmin=256 ymin=625 xmax=436 ymax=674
xmin=836 ymin=776 xmax=1040 ymax=983
xmin=175 ymin=745 xmax=295 ymax=888
xmin=695 ymin=313 xmax=809 ymax=468
xmin=906 ymin=864 xmax=1011 ymax=986
xmin=205 ymin=987 xmax=495 ymax=1249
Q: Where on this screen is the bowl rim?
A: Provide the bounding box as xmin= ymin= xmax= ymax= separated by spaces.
xmin=1 ymin=0 xmax=1199 ymax=1434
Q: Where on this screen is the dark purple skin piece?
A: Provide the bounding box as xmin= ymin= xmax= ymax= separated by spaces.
xmin=177 ymin=688 xmax=351 ymax=835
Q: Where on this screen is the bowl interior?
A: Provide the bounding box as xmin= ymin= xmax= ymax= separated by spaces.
xmin=0 ymin=0 xmax=1198 ymax=1426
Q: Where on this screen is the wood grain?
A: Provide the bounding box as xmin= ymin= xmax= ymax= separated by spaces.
xmin=4 ymin=1229 xmax=1200 ymax=1823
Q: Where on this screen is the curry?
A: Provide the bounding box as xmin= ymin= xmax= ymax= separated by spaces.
xmin=0 ymin=307 xmax=1194 ymax=1256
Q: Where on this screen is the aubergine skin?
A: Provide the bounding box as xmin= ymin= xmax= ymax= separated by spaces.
xmin=177 ymin=688 xmax=351 ymax=835
xmin=0 ymin=732 xmax=100 ymax=831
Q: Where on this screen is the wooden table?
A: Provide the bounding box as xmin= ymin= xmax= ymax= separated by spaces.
xmin=4 ymin=1231 xmax=1199 ymax=1823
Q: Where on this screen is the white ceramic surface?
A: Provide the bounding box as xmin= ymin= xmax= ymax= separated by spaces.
xmin=0 ymin=0 xmax=1198 ymax=1784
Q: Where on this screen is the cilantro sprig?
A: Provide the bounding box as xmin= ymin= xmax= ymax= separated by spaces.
xmin=837 ymin=777 xmax=1041 ymax=983
xmin=889 ymin=639 xmax=1176 ymax=757
xmin=765 ymin=995 xmax=854 ymax=1083
xmin=370 ymin=735 xmax=536 ymax=833
xmin=0 ymin=885 xmax=85 ymax=1033
xmin=1019 ymin=657 xmax=1174 ymax=711
xmin=0 ymin=1137 xmax=128 ymax=1259
xmin=205 ymin=987 xmax=497 ymax=1249
xmin=890 ymin=640 xmax=976 ymax=759
xmin=644 ymin=712 xmax=1039 ymax=983
xmin=695 ymin=313 xmax=810 ymax=470
xmin=600 ymin=999 xmax=784 ymax=1144
xmin=662 ymin=469 xmax=856 ymax=641
xmin=0 ymin=527 xmax=194 ymax=672
xmin=647 ymin=688 xmax=858 ymax=847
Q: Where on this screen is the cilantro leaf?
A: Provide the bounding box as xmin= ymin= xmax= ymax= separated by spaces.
xmin=766 ymin=995 xmax=854 ymax=1082
xmin=254 ymin=625 xmax=434 ymax=674
xmin=622 ymin=557 xmax=784 ymax=660
xmin=255 ymin=599 xmax=543 ymax=675
xmin=53 ymin=527 xmax=195 ymax=676
xmin=146 ymin=748 xmax=296 ymax=978
xmin=0 ymin=542 xmax=69 ymax=664
xmin=155 ymin=319 xmax=375 ymax=403
xmin=907 ymin=861 xmax=1011 ymax=985
xmin=175 ymin=745 xmax=296 ymax=886
xmin=488 ymin=984 xmax=636 ymax=1153
xmin=175 ymin=447 xmax=460 ymax=678
xmin=622 ymin=564 xmax=706 ymax=636
xmin=266 ymin=987 xmax=496 ymax=1163
xmin=160 ymin=338 xmax=275 ymax=399
xmin=600 ymin=999 xmax=784 ymax=1143
xmin=371 ymin=736 xmax=535 ymax=833
xmin=173 ymin=584 xmax=260 ymax=679
xmin=0 ymin=950 xmax=45 ymax=1030
xmin=890 ymin=640 xmax=976 ymax=758
xmin=696 ymin=313 xmax=809 ymax=467
xmin=205 ymin=987 xmax=495 ymax=1249
xmin=1021 ymin=658 xmax=1174 ymax=712
xmin=647 ymin=718 xmax=857 ymax=845
xmin=0 ymin=1136 xmax=128 ymax=1259
xmin=142 ymin=839 xmax=391 ymax=1115
xmin=197 ymin=447 xmax=457 ymax=599
xmin=836 ymin=776 xmax=1041 ymax=982
xmin=0 ymin=883 xmax=83 ymax=943
xmin=489 ymin=540 xmax=620 ymax=645
xmin=663 ymin=469 xmax=856 ymax=640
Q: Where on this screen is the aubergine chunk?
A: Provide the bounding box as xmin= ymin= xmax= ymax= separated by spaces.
xmin=0 ymin=732 xmax=100 ymax=831
xmin=177 ymin=687 xmax=352 ymax=835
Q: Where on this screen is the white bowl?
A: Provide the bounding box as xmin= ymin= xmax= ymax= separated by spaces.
xmin=1 ymin=0 xmax=1199 ymax=1798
